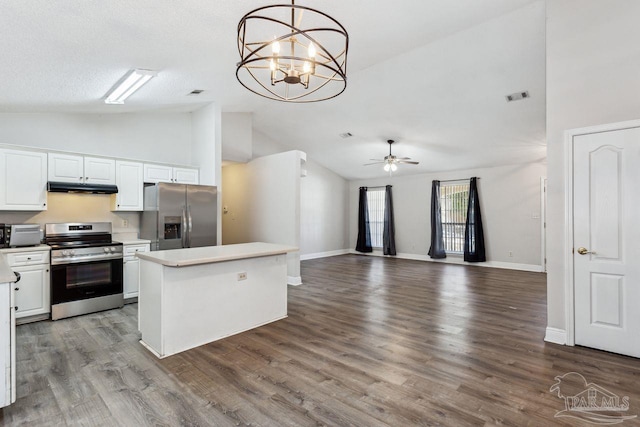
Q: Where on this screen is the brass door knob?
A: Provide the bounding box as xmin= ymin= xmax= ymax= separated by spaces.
xmin=577 ymin=247 xmax=596 ymax=255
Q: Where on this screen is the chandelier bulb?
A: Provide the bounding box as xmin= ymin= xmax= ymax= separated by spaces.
xmin=303 ymin=61 xmax=311 ymax=73
xmin=270 ymin=59 xmax=276 ymax=71
xmin=308 ymin=42 xmax=316 ymax=58
xmin=391 ymin=163 xmax=398 ymax=172
xmin=384 ymin=163 xmax=391 ymax=172
xmin=272 ymin=39 xmax=281 ymax=54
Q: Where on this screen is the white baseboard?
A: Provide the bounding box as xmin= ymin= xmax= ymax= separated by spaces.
xmin=348 ymin=249 xmax=543 ymax=273
xmin=300 ymin=249 xmax=350 ymax=261
xmin=544 ymin=327 xmax=567 ymax=345
xmin=287 ymin=276 xmax=303 ymax=286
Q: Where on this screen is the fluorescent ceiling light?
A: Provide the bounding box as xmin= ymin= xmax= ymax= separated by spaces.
xmin=105 ymin=69 xmax=157 ymax=104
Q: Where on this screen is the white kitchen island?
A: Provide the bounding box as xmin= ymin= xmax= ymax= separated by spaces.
xmin=136 ymin=242 xmax=297 ymax=358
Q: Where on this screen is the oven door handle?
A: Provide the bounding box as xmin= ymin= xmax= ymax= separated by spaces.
xmin=181 ymin=207 xmax=187 ymax=248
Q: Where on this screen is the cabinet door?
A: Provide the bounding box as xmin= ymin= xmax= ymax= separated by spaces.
xmin=13 ymin=264 xmax=50 ymax=319
xmin=48 ymin=153 xmax=84 ymax=183
xmin=114 ymin=161 xmax=143 ymax=211
xmin=123 ymin=258 xmax=140 ymax=299
xmin=0 ymin=149 xmax=48 ymax=211
xmin=173 ymin=167 xmax=199 ymax=184
xmin=84 ymin=156 xmax=116 ymax=185
xmin=143 ymin=164 xmax=173 ymax=183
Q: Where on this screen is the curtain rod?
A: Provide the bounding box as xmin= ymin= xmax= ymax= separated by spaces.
xmin=439 ymin=177 xmax=480 ymax=183
xmin=360 ymin=185 xmax=390 ymax=190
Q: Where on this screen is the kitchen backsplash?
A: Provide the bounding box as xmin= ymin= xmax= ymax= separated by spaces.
xmin=0 ymin=193 xmax=140 ymax=234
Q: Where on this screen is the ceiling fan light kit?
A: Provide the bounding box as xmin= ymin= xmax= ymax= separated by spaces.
xmin=236 ymin=0 xmax=349 ymax=103
xmin=365 ymin=139 xmax=420 ymax=175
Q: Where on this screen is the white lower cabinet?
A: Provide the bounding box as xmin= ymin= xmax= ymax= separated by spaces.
xmin=123 ymin=243 xmax=150 ymax=300
xmin=2 ymin=248 xmax=51 ymax=322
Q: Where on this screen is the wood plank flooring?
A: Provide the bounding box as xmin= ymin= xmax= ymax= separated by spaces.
xmin=2 ymin=254 xmax=640 ymax=426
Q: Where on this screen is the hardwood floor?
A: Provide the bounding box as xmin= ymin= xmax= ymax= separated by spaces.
xmin=2 ymin=254 xmax=640 ymax=426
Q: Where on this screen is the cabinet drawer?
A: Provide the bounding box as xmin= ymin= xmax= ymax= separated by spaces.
xmin=124 ymin=244 xmax=149 ymax=257
xmin=6 ymin=251 xmax=50 ymax=266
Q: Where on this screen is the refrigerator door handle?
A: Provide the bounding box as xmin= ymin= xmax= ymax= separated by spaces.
xmin=187 ymin=205 xmax=193 ymax=247
xmin=181 ymin=207 xmax=187 ymax=248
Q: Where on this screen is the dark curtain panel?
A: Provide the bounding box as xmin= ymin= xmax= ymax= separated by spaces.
xmin=383 ymin=185 xmax=396 ymax=256
xmin=464 ymin=177 xmax=486 ymax=262
xmin=355 ymin=187 xmax=372 ymax=253
xmin=428 ymin=180 xmax=446 ymax=259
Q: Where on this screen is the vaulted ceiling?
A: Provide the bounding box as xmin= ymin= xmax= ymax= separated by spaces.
xmin=0 ymin=0 xmax=545 ymax=180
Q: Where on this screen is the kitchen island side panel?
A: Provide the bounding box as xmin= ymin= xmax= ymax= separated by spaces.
xmin=140 ymin=253 xmax=288 ymax=358
xmin=139 ymin=260 xmax=164 ymax=355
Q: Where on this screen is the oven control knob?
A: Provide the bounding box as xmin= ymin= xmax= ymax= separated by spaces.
xmin=70 ymin=250 xmax=76 ymax=256
xmin=62 ymin=250 xmax=70 ymax=256
xmin=110 ymin=247 xmax=116 ymax=253
xmin=104 ymin=247 xmax=110 ymax=253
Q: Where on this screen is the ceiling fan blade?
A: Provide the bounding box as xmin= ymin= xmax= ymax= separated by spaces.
xmin=364 ymin=162 xmax=385 ymax=166
xmin=396 ymin=160 xmax=420 ymax=165
xmin=369 ymin=158 xmax=384 ymax=161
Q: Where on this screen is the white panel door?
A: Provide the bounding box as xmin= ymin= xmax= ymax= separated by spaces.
xmin=574 ymin=126 xmax=640 ymax=357
xmin=48 ymin=153 xmax=84 ymax=183
xmin=123 ymin=257 xmax=140 ymax=299
xmin=84 ymin=156 xmax=116 ymax=185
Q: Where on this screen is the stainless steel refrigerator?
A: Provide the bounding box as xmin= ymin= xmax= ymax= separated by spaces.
xmin=140 ymin=183 xmax=217 ymax=251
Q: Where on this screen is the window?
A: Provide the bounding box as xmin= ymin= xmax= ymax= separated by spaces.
xmin=440 ymin=182 xmax=469 ymax=253
xmin=367 ymin=189 xmax=386 ymax=248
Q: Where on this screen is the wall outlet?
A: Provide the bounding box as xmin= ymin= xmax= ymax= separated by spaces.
xmin=237 ymin=272 xmax=247 ymax=281
xmin=508 ymin=251 xmax=513 ymax=257
xmin=122 ymin=219 xmax=129 ymax=228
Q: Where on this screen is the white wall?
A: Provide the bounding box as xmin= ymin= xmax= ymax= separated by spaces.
xmin=0 ymin=112 xmax=194 ymax=165
xmin=192 ymin=104 xmax=220 ymax=186
xmin=300 ymin=160 xmax=349 ymax=257
xmin=546 ymin=1 xmax=640 ymax=330
xmin=222 ymin=151 xmax=304 ymax=282
xmin=222 ymin=113 xmax=252 ymax=163
xmin=349 ymin=161 xmax=546 ymax=269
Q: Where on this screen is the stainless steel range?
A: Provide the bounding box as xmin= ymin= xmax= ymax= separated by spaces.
xmin=45 ymin=222 xmax=123 ymax=320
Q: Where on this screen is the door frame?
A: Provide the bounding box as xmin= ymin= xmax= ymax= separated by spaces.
xmin=540 ymin=177 xmax=547 ymax=273
xmin=563 ymin=118 xmax=640 ymax=346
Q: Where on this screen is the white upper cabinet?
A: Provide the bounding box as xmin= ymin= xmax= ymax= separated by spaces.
xmin=113 ymin=160 xmax=143 ymax=211
xmin=173 ymin=167 xmax=199 ymax=185
xmin=143 ymin=163 xmax=173 ymax=183
xmin=48 ymin=153 xmax=115 ymax=185
xmin=0 ymin=149 xmax=48 ymax=211
xmin=144 ymin=163 xmax=199 ymax=184
xmin=84 ymin=156 xmax=116 ymax=185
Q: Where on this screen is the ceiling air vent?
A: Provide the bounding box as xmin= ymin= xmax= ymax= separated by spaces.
xmin=188 ymin=89 xmax=204 ymax=96
xmin=339 ymin=132 xmax=353 ymax=138
xmin=505 ymin=91 xmax=530 ymax=102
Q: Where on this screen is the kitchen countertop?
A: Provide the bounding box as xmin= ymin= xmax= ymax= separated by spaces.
xmin=136 ymin=242 xmax=297 ymax=267
xmin=114 ymin=239 xmax=151 ymax=245
xmin=0 ymin=254 xmax=19 ymax=283
xmin=112 ymin=233 xmax=151 ymax=245
xmin=0 ymin=244 xmax=51 ymax=254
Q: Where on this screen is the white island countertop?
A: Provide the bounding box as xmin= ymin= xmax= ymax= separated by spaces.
xmin=136 ymin=242 xmax=298 ymax=267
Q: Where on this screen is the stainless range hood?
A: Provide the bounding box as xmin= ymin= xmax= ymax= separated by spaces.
xmin=47 ymin=181 xmax=119 ymax=194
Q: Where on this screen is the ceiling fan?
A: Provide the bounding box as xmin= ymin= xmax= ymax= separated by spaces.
xmin=364 ymin=139 xmax=419 ymax=172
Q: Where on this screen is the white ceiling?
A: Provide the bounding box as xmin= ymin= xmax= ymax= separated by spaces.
xmin=0 ymin=0 xmax=545 ymax=180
